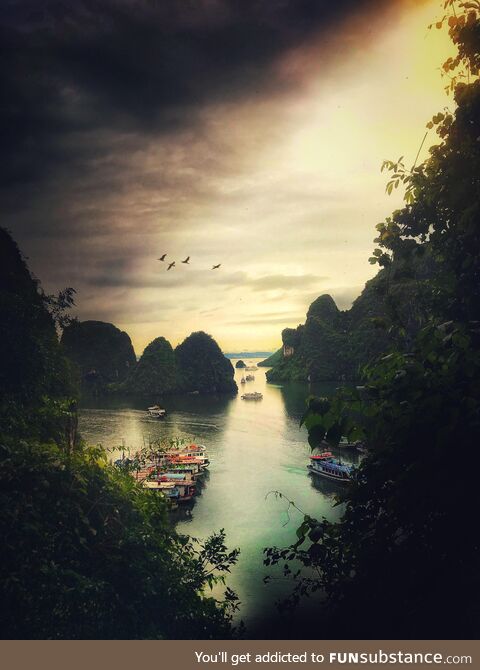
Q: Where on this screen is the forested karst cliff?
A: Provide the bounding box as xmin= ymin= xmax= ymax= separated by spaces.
xmin=61 ymin=320 xmax=136 ymax=391
xmin=175 ymin=331 xmax=237 ymax=395
xmin=267 ymin=255 xmax=432 ymax=382
xmin=61 ymin=321 xmax=237 ymax=397
xmin=0 ymin=228 xmax=76 ymax=414
xmin=128 ymin=336 xmax=178 ymax=396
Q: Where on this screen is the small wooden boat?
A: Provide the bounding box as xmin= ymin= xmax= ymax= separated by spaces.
xmin=308 ymin=454 xmax=352 ymax=482
xmin=240 ymin=377 xmax=246 ymax=384
xmin=245 ymin=374 xmax=255 ymax=381
xmin=241 ymin=391 xmax=263 ymax=400
xmin=147 ymin=405 xmax=166 ymax=419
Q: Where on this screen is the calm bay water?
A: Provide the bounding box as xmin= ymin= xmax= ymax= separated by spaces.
xmin=78 ymin=361 xmax=360 ymax=633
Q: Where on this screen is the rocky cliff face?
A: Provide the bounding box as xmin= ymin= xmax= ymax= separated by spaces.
xmin=61 ymin=320 xmax=136 ymax=390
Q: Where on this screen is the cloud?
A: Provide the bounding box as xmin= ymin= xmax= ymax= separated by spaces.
xmin=247 ymin=274 xmax=328 ymax=291
xmin=1 ymin=0 xmax=396 ymax=189
xmin=0 ymin=0 xmax=447 ymax=352
xmin=228 ymin=315 xmax=305 ymax=326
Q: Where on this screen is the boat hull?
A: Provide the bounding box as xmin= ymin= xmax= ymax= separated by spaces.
xmin=308 ymin=464 xmax=351 ymax=483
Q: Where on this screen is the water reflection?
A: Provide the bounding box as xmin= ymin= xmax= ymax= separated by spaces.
xmin=78 ymin=360 xmax=352 ymax=633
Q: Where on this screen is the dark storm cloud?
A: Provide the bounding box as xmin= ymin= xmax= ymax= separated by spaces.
xmin=1 ymin=0 xmax=386 ymax=188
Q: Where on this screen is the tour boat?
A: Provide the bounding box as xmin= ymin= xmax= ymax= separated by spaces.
xmin=144 ymin=477 xmax=195 ymax=502
xmin=161 ymin=461 xmax=203 ymax=478
xmin=241 ymin=392 xmax=263 ymax=400
xmin=147 ymin=405 xmax=166 ymax=419
xmin=245 ymin=374 xmax=255 ymax=381
xmin=143 ymin=480 xmax=180 ymax=500
xmin=167 ymin=443 xmax=210 ymax=467
xmin=308 ymin=453 xmax=352 ymax=482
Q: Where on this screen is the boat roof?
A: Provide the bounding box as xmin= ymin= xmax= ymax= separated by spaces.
xmin=310 ymin=452 xmax=333 ymax=460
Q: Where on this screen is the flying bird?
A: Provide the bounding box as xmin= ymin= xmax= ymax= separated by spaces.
xmin=212 ymin=263 xmax=221 ymax=270
xmin=158 ymin=254 xmax=167 ymax=261
xmin=167 ymin=261 xmax=176 ymax=270
xmin=181 ymin=256 xmax=190 ymax=264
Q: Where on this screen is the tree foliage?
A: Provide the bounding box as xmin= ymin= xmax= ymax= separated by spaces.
xmin=128 ymin=336 xmax=178 ymax=396
xmin=264 ymin=1 xmax=480 ymax=638
xmin=175 ymin=331 xmax=238 ymax=395
xmin=61 ymin=320 xmax=137 ymax=392
xmin=0 ymin=228 xmax=239 ymax=639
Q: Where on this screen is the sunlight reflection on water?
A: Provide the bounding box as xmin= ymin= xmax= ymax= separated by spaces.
xmin=78 ymin=361 xmax=360 ymax=632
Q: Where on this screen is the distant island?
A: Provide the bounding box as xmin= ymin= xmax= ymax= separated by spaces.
xmin=225 ymin=352 xmax=273 ymax=359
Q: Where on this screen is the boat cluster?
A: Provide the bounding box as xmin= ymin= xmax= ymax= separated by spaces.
xmin=117 ymin=443 xmax=209 ymax=505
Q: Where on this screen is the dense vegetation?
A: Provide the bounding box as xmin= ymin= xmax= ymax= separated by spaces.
xmin=175 ymin=331 xmax=238 ymax=395
xmin=0 ymin=228 xmax=239 ymax=639
xmin=125 ymin=331 xmax=237 ymax=397
xmin=61 ymin=321 xmax=237 ymax=398
xmin=257 ymin=348 xmax=283 ymax=368
xmin=265 ymin=2 xmax=480 ymax=638
xmin=128 ymin=336 xmax=178 ymax=396
xmin=61 ymin=320 xmax=136 ymax=393
xmin=235 ymin=360 xmax=246 ymax=368
xmin=266 ymin=254 xmax=432 ymax=382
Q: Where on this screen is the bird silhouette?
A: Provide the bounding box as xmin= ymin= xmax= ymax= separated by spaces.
xmin=158 ymin=254 xmax=167 ymax=261
xmin=167 ymin=261 xmax=176 ymax=271
xmin=181 ymin=256 xmax=190 ymax=264
xmin=212 ymin=263 xmax=221 ymax=269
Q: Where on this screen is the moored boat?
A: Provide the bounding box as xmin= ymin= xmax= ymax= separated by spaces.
xmin=144 ymin=477 xmax=196 ymax=502
xmin=308 ymin=453 xmax=352 ymax=482
xmin=167 ymin=443 xmax=210 ymax=467
xmin=241 ymin=391 xmax=263 ymax=400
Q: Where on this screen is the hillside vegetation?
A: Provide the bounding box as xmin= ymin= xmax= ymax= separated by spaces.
xmin=62 ymin=323 xmax=237 ymax=398
xmin=264 ymin=5 xmax=480 ymax=638
xmin=266 ymin=254 xmax=432 ymax=382
xmin=61 ymin=320 xmax=136 ymax=392
xmin=0 ymin=227 xmax=238 ymax=639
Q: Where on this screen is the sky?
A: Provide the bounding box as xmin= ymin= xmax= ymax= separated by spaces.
xmin=1 ymin=0 xmax=455 ymax=355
